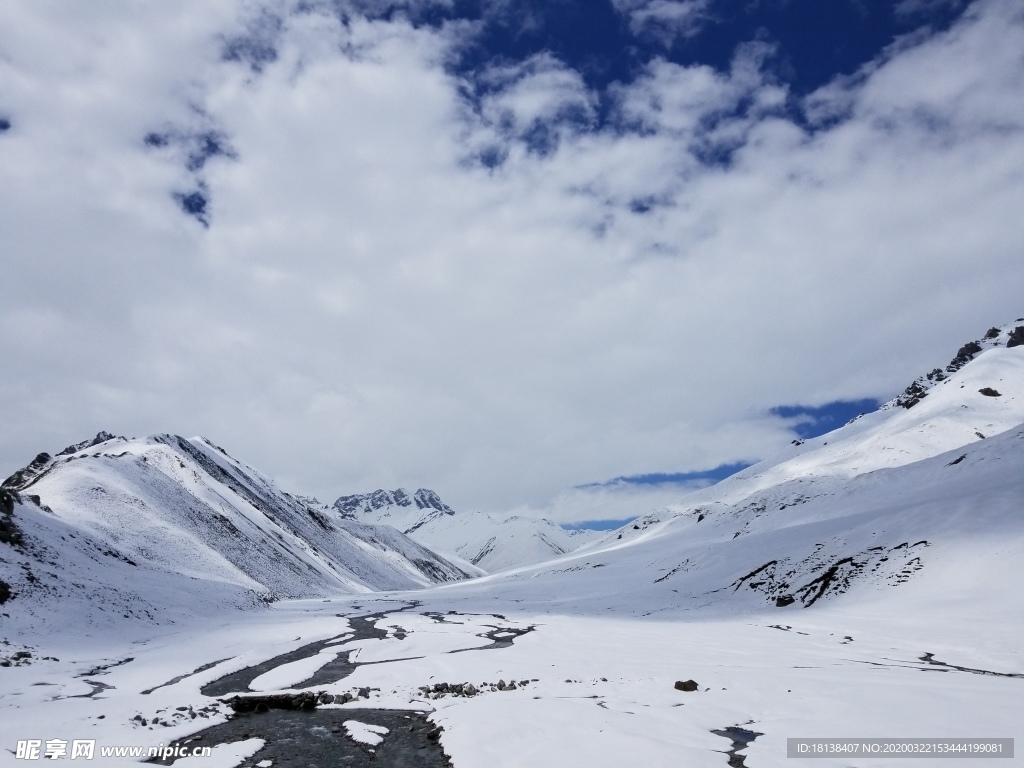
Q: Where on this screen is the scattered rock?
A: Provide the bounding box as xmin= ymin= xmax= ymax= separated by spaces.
xmin=674 ymin=680 xmax=699 ymax=692
xmin=0 ymin=648 xmax=36 ymax=667
xmin=775 ymin=594 xmax=795 ymax=607
xmin=419 ymin=679 xmax=523 ymax=699
xmin=978 ymin=387 xmax=1001 ymax=397
xmin=221 ymin=691 xmax=323 ymax=712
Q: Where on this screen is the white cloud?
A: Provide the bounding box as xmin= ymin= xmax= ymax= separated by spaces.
xmin=611 ymin=0 xmax=710 ymax=47
xmin=513 ymin=483 xmax=703 ymax=526
xmin=1 ymin=0 xmax=1023 ymax=522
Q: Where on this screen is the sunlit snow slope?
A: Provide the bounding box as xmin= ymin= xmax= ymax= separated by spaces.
xmin=455 ymin=320 xmax=1024 ymax=615
xmin=0 ymin=434 xmax=469 ymax=634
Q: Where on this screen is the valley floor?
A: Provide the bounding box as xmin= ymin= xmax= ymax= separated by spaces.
xmin=2 ymin=580 xmax=1020 ymax=768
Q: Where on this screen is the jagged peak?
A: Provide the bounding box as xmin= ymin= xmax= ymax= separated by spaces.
xmin=55 ymin=431 xmax=122 ymax=456
xmin=333 ymin=487 xmax=456 ymax=517
xmin=4 ymin=431 xmax=124 ymax=491
xmin=884 ymin=317 xmax=1024 ymax=410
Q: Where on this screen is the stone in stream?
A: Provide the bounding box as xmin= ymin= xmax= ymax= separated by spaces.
xmin=221 ymin=691 xmax=323 ymax=712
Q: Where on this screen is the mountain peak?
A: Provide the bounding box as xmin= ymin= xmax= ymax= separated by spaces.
xmin=56 ymin=431 xmax=121 ymax=456
xmin=333 ymin=487 xmax=455 ymax=518
xmin=885 ymin=318 xmax=1024 ymax=410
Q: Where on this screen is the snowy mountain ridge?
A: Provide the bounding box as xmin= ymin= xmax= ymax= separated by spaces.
xmin=334 ymin=487 xmax=599 ymax=573
xmin=0 ymin=433 xmax=470 ymax=636
xmin=884 ymin=318 xmax=1023 ymax=409
xmin=333 ymin=488 xmax=455 ymax=519
xmin=482 ymin=319 xmax=1024 ymax=614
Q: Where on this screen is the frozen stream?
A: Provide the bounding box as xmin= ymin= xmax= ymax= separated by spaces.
xmin=147 ymin=603 xmax=539 ymax=767
xmin=3 ymin=592 xmax=1020 ymax=768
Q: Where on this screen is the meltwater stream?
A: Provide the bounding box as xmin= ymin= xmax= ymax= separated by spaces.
xmin=154 ymin=603 xmax=535 ymax=767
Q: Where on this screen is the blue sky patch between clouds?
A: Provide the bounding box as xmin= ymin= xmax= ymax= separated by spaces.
xmin=771 ymin=398 xmax=881 ymax=440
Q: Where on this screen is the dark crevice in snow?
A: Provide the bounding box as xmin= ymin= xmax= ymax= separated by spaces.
xmin=917 ymin=653 xmax=1024 ymax=679
xmin=141 ymin=658 xmax=233 ymax=695
xmin=732 ymin=541 xmax=929 ymax=608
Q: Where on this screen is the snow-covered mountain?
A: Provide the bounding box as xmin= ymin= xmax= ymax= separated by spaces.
xmin=2 ymin=321 xmax=1022 ymax=768
xmin=334 ymin=488 xmax=599 ymax=572
xmin=0 ymin=434 xmax=469 ymax=635
xmin=467 ymin=318 xmax=1024 ymax=613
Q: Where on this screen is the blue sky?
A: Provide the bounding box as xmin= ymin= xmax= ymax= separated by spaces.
xmin=770 ymin=398 xmax=880 ymax=440
xmin=580 ymin=461 xmax=752 ymax=489
xmin=1 ymin=0 xmax=1022 ymax=522
xmin=415 ymin=0 xmax=970 ymax=94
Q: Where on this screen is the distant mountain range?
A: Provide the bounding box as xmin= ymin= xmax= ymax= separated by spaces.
xmin=332 ymin=488 xmax=598 ymax=573
xmin=0 ymin=434 xmax=468 ymax=635
xmin=334 ymin=488 xmax=455 ymax=518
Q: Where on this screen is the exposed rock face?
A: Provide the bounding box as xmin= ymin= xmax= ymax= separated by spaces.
xmin=0 ymin=489 xmax=24 ymax=547
xmin=887 ymin=320 xmax=1023 ymax=409
xmin=333 ymin=487 xmax=456 ymax=518
xmin=56 ymin=431 xmax=120 ymax=457
xmin=730 ymin=541 xmax=929 ymax=608
xmin=1 ymin=452 xmax=54 ymax=492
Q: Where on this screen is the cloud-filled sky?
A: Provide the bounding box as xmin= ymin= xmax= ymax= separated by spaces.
xmin=1 ymin=0 xmax=1022 ymax=522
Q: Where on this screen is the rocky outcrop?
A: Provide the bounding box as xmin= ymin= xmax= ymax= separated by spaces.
xmin=333 ymin=488 xmax=456 ymax=518
xmin=887 ymin=319 xmax=1023 ymax=409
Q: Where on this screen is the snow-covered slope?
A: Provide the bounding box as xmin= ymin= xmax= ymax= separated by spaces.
xmin=462 ymin=318 xmax=1024 ymax=613
xmin=334 ymin=488 xmax=599 ymax=572
xmin=0 ymin=434 xmax=469 ymax=635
